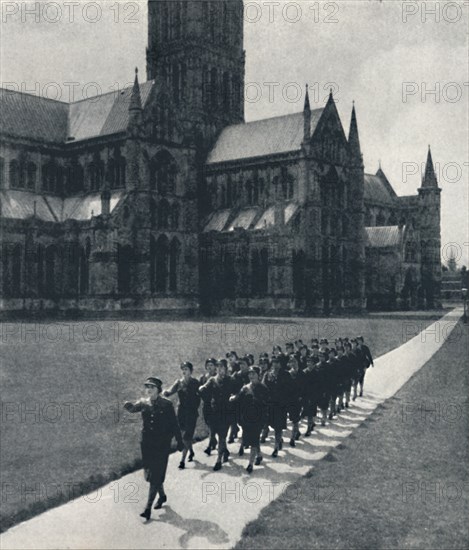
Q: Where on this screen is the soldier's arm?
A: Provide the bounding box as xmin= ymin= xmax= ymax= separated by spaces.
xmin=163 ymin=380 xmax=179 ymax=397
xmin=123 ymin=398 xmax=144 ymax=413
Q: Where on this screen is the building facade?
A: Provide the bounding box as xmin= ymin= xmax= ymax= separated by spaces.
xmin=0 ymin=0 xmax=441 ymax=315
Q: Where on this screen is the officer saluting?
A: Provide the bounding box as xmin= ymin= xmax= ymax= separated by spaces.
xmin=124 ymin=377 xmax=183 ymax=521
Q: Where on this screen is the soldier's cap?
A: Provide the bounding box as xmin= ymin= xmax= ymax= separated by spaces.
xmin=216 ymin=358 xmax=228 ymax=369
xmin=311 ymin=344 xmax=319 ymax=350
xmin=300 ymin=344 xmax=308 ymax=351
xmin=285 ymin=342 xmax=294 ymax=348
xmin=350 ymin=338 xmax=358 ymax=344
xmin=180 ymin=361 xmax=193 ymax=372
xmin=144 ymin=377 xmax=162 ymax=389
xmin=320 ymin=338 xmax=329 ymax=344
xmin=247 ymin=366 xmax=261 ymax=376
xmin=238 ymin=355 xmax=250 ymax=365
xmin=288 ymin=354 xmax=298 ymax=363
xmin=226 ymin=351 xmax=238 ymax=359
xmin=344 ymin=342 xmax=352 ymax=349
xmin=357 ymin=336 xmax=364 ymax=342
xmin=205 ymin=357 xmax=217 ymax=366
xmin=311 ymin=338 xmax=319 ymax=343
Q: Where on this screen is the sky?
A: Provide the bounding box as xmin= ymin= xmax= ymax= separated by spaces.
xmin=1 ymin=0 xmax=468 ymax=266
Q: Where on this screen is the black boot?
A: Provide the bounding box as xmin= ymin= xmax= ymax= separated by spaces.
xmin=188 ymin=450 xmax=195 ymax=462
xmin=153 ymin=495 xmax=167 ymax=510
xmin=140 ymin=508 xmax=151 ymax=520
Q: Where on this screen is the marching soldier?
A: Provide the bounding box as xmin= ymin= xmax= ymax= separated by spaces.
xmin=229 ymin=366 xmax=270 ymax=473
xmin=285 ymin=355 xmax=305 ymax=446
xmin=230 ymin=356 xmax=251 ymax=451
xmin=263 ymin=356 xmax=291 ymax=457
xmin=199 ymin=358 xmax=218 ymax=455
xmin=327 ymin=348 xmax=340 ymax=420
xmin=302 ymin=355 xmax=319 ymax=435
xmin=356 ymin=336 xmax=374 ymax=397
xmin=350 ymin=339 xmax=363 ymax=401
xmin=199 ymin=359 xmax=237 ymax=471
xmin=335 ymin=345 xmax=348 ymax=411
xmin=315 ymin=350 xmax=330 ymax=426
xmin=163 ymin=362 xmax=200 ymax=470
xmin=343 ymin=342 xmax=357 ymax=406
xmin=124 ymin=377 xmax=183 ymax=521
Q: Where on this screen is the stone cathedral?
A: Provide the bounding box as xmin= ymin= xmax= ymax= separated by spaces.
xmin=0 ymin=0 xmax=441 ymax=315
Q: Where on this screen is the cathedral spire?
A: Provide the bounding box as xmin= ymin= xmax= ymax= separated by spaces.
xmin=129 ymin=68 xmax=142 ymax=112
xmin=128 ymin=68 xmax=143 ymax=135
xmin=348 ymin=102 xmax=362 ymax=159
xmin=304 ymin=83 xmax=310 ymax=111
xmin=303 ymin=84 xmax=311 ymax=142
xmin=422 ymin=145 xmax=438 ymax=188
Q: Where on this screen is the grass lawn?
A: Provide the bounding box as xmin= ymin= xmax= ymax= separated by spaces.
xmin=0 ymin=315 xmax=435 ymax=532
xmin=236 ymin=320 xmax=469 ymax=550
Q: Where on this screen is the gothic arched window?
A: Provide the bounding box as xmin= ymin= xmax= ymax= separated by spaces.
xmin=155 ymin=235 xmax=169 ymax=292
xmin=10 ymin=160 xmax=20 ymax=188
xmin=150 ymin=150 xmax=177 ymax=195
xmin=259 ymin=248 xmax=269 ymax=296
xmin=171 ymin=203 xmax=180 ymax=230
xmin=11 ymin=245 xmax=22 ymax=296
xmin=37 ymin=244 xmax=44 ymax=296
xmin=169 ymin=238 xmax=180 ymax=292
xmin=158 ymin=199 xmax=170 ymax=229
xmin=26 ymin=162 xmax=37 ymax=191
xmin=210 ymin=67 xmax=218 ymax=109
xmin=45 ymin=245 xmax=56 ymax=297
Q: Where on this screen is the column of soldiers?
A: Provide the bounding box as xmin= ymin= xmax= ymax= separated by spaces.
xmin=124 ymin=336 xmax=374 ymax=520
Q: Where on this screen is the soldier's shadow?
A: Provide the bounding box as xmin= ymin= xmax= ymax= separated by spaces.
xmin=158 ymin=505 xmax=230 ymax=548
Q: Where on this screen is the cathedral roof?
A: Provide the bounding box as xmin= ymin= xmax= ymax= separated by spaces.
xmin=365 ymin=225 xmax=403 ymax=248
xmin=364 ymin=173 xmax=396 ymax=206
xmin=207 ymin=109 xmax=323 ymax=164
xmin=0 ymin=82 xmax=154 ymax=144
xmin=0 ymin=189 xmax=122 ymax=222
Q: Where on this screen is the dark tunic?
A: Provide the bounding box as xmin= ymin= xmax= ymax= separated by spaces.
xmin=302 ymin=365 xmax=319 ymax=417
xmin=336 ymin=355 xmax=350 ymax=391
xmin=263 ymin=369 xmax=291 ymax=431
xmin=124 ymin=397 xmax=182 ymax=485
xmin=232 ymin=382 xmax=270 ymax=447
xmin=326 ymin=357 xmax=341 ymax=397
xmin=315 ymin=361 xmax=330 ymax=410
xmin=167 ymin=377 xmax=201 ymax=440
xmin=199 ymin=373 xmax=215 ymax=425
xmin=198 ymin=375 xmax=237 ymax=436
xmin=286 ymin=370 xmax=306 ymax=423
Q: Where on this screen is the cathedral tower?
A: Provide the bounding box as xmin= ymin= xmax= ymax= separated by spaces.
xmin=418 ymin=146 xmax=442 ymax=307
xmin=146 ymin=0 xmax=245 ymax=148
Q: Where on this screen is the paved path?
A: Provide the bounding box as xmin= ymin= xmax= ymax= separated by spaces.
xmin=1 ymin=308 xmax=462 ymax=550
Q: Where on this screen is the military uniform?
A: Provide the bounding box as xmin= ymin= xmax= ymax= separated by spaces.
xmin=199 ymin=374 xmax=237 ymax=465
xmin=124 ymin=396 xmax=183 ymax=486
xmin=165 ymin=377 xmax=200 ymax=442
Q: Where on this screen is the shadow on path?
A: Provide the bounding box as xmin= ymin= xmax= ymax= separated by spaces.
xmin=158 ymin=506 xmax=230 ymax=548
